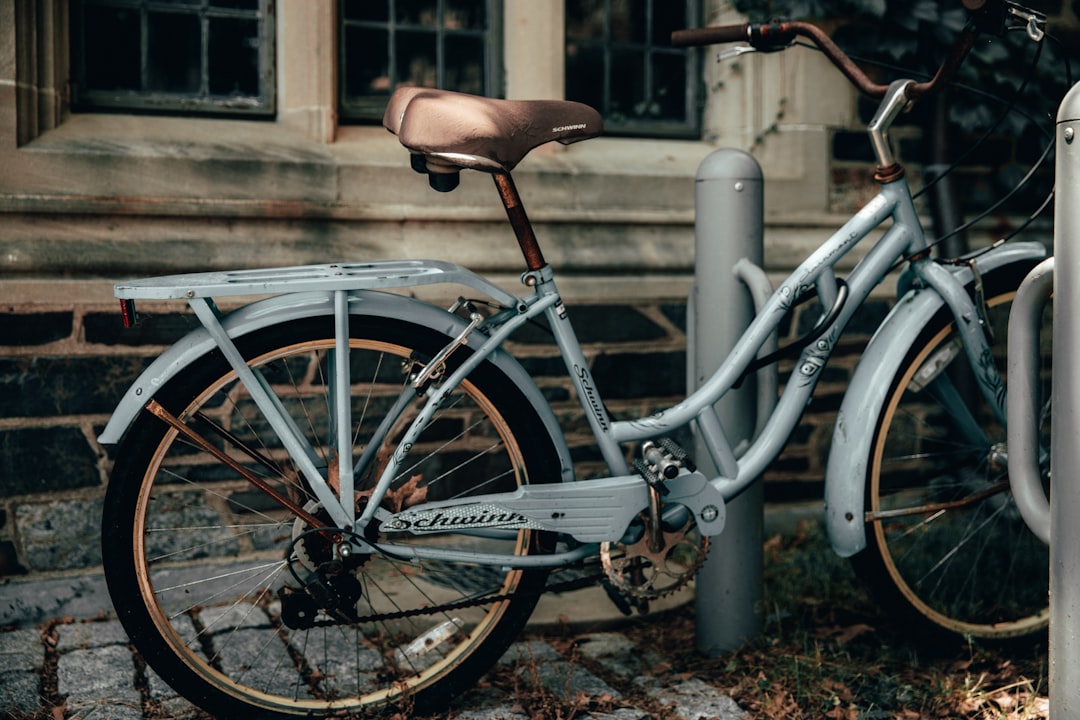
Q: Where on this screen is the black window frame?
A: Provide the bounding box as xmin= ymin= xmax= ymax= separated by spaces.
xmin=338 ymin=0 xmax=503 ymax=123
xmin=70 ymin=0 xmax=276 ymax=117
xmin=566 ymin=0 xmax=701 ymax=139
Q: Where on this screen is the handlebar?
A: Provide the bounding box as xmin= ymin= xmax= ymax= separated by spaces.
xmin=673 ymin=20 xmax=977 ymax=100
xmin=672 ymin=2 xmax=1014 ymax=101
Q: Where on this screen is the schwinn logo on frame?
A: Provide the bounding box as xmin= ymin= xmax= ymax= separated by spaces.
xmin=389 ymin=504 xmax=541 ymax=533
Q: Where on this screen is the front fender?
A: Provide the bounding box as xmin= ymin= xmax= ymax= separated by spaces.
xmin=98 ymin=290 xmax=576 ymax=484
xmin=825 ymin=241 xmax=1046 ymax=557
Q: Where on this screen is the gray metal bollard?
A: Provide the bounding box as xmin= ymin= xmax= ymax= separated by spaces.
xmin=1050 ymin=80 xmax=1080 ymax=717
xmin=688 ymin=148 xmax=771 ymax=654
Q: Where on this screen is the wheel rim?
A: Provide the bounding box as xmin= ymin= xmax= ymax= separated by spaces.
xmin=127 ymin=334 xmax=542 ymax=713
xmin=867 ymin=292 xmax=1050 ymax=639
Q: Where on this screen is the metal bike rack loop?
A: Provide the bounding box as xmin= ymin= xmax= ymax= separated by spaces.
xmin=1006 ymin=257 xmax=1052 ymax=546
xmin=1007 ymin=79 xmax=1080 ymax=715
xmin=1050 ymin=79 xmax=1080 ymax=717
xmin=688 ymin=148 xmax=776 ymax=654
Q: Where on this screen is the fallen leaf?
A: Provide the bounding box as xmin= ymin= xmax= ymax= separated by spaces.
xmin=384 ymin=474 xmax=428 ymax=512
xmin=834 ymin=623 xmax=875 ymax=645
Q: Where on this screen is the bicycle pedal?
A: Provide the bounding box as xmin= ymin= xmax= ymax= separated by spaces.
xmin=659 ymin=438 xmax=696 ymax=472
xmin=638 ymin=438 xmax=696 ymax=493
xmin=634 ymin=458 xmax=669 ymax=495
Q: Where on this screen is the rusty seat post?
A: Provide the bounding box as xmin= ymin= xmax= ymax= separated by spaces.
xmin=492 ymin=172 xmax=546 ymax=272
xmin=381 ymin=87 xmax=601 ymax=275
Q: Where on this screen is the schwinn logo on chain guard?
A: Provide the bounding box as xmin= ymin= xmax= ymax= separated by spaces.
xmin=388 ymin=503 xmax=546 ymax=534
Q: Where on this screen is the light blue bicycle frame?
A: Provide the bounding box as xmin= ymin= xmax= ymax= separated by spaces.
xmin=99 ymin=81 xmax=1045 ymax=569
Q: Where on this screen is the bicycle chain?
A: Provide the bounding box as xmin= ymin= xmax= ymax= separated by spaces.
xmin=312 ymin=569 xmax=609 ymax=627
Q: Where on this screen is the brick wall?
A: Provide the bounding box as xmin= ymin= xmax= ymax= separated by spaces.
xmin=0 ymin=289 xmax=898 ymax=576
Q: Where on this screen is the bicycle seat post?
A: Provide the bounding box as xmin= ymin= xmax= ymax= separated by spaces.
xmin=492 ymin=172 xmax=547 ymax=273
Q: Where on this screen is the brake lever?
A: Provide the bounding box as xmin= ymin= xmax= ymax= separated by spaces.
xmin=717 ymin=35 xmax=796 ymax=63
xmin=717 ymin=45 xmax=758 ymax=62
xmin=1006 ymin=2 xmax=1046 ymax=42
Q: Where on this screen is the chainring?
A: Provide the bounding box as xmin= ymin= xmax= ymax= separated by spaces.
xmin=600 ymin=513 xmax=709 ymax=600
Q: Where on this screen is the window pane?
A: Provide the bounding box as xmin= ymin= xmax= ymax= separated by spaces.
xmin=396 ymin=0 xmax=439 ymax=26
xmin=610 ymin=0 xmax=647 ymax=43
xmin=344 ymin=25 xmax=390 ymax=96
xmin=209 ymin=17 xmax=260 ymax=96
xmin=343 ymin=0 xmax=389 ymax=22
xmin=147 ymin=12 xmax=202 ymax=93
xmin=340 ymin=0 xmax=500 ymax=121
xmin=84 ymin=5 xmax=141 ymax=91
xmin=654 ymin=0 xmax=688 ymax=40
xmin=610 ymin=48 xmax=644 ymax=119
xmin=567 ymin=0 xmax=606 ymax=40
xmin=565 ymin=44 xmax=605 ymax=109
xmin=565 ymin=0 xmax=699 ymax=137
xmin=653 ymin=52 xmax=687 ymax=122
xmin=445 ymin=0 xmax=486 ymax=30
xmin=212 ymin=0 xmax=259 ymax=9
xmin=73 ymin=0 xmax=274 ymax=116
xmin=396 ymin=30 xmax=437 ymax=87
xmin=444 ymin=35 xmax=484 ymax=94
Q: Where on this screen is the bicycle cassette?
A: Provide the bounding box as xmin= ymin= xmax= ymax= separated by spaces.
xmin=599 ymin=514 xmax=709 ymax=600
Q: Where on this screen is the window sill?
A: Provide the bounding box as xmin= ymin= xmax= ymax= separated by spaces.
xmin=5 ymin=113 xmax=716 ymax=222
xmin=5 ymin=112 xmax=841 ymax=225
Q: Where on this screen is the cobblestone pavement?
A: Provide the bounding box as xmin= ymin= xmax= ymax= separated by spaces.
xmin=0 ymin=571 xmax=747 ymax=720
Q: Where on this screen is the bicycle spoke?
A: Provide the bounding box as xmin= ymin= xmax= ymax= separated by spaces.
xmin=104 ymin=318 xmax=558 ymax=715
xmin=861 ymin=276 xmax=1050 ymax=639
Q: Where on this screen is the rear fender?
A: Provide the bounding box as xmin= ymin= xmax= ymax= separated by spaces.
xmin=98 ymin=290 xmax=576 ymax=484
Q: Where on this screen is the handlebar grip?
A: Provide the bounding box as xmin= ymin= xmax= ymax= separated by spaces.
xmin=671 ymin=23 xmax=750 ymax=47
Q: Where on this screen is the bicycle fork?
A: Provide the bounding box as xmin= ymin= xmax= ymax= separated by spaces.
xmin=909 ymin=257 xmax=1009 ymax=436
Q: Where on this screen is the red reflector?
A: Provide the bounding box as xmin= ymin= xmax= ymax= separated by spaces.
xmin=120 ymin=299 xmax=139 ymax=328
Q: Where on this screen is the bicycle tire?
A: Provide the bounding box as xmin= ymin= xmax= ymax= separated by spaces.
xmin=854 ymin=262 xmax=1050 ymax=642
xmin=102 ymin=314 xmax=562 ymax=718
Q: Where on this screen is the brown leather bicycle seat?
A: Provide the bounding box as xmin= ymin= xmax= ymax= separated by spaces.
xmin=383 ymin=87 xmax=603 ymax=173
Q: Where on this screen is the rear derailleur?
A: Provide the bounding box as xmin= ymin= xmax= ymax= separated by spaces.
xmin=279 ymin=557 xmax=364 ymax=630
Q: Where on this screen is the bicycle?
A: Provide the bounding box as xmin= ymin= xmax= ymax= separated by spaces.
xmin=97 ymin=0 xmax=1053 ymax=716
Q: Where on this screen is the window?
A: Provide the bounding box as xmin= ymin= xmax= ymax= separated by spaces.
xmin=339 ymin=0 xmax=502 ymax=122
xmin=566 ymin=0 xmax=700 ymax=138
xmin=70 ymin=0 xmax=275 ymax=117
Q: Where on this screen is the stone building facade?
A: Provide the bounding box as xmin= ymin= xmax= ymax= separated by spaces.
xmin=0 ymin=0 xmax=1055 ymax=577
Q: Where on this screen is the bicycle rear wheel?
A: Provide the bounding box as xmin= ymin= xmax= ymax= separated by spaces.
xmin=102 ymin=313 xmax=562 ymax=718
xmin=855 ymin=265 xmax=1050 ymax=642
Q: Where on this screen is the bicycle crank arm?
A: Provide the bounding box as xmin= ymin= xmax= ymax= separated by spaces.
xmin=383 ymin=471 xmax=726 ymax=544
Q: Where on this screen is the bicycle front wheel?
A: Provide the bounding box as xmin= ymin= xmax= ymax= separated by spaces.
xmin=102 ymin=313 xmax=562 ymax=718
xmin=855 ymin=265 xmax=1050 ymax=642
